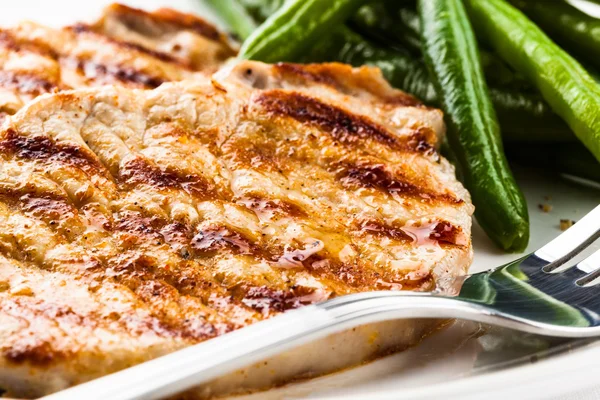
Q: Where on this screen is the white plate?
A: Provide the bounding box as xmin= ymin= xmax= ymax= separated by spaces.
xmin=2 ymin=2 xmax=600 ymax=399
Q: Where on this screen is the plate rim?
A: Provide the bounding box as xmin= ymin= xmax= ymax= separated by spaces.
xmin=321 ymin=339 xmax=600 ymax=400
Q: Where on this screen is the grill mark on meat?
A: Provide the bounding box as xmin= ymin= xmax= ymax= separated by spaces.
xmin=4 ymin=336 xmax=67 ymax=366
xmin=273 ymin=63 xmax=423 ymax=107
xmin=222 ymin=139 xmax=284 ymax=173
xmin=308 ymin=258 xmax=395 ymax=289
xmin=1 ymin=297 xmax=81 ymax=365
xmin=333 ymin=162 xmax=463 ymax=205
xmin=218 ymin=137 xmax=452 ymax=286
xmin=359 ymin=220 xmax=412 ymax=242
xmin=113 ymin=212 xmax=197 ymax=259
xmin=0 ymin=30 xmax=26 ymax=52
xmin=119 ymin=157 xmax=218 ymax=199
xmin=0 ymin=168 xmax=343 ymax=315
xmin=255 ymin=90 xmax=428 ymax=152
xmin=191 ymin=226 xmax=253 ymax=256
xmin=407 ymin=129 xmax=437 ymax=156
xmin=18 ymin=194 xmax=77 ymax=227
xmin=430 ymin=221 xmax=465 ymax=247
xmin=271 ymin=242 xmax=412 ymax=292
xmin=64 ymin=56 xmax=167 ymax=88
xmin=106 ymin=263 xmax=229 ymax=339
xmin=0 ymin=70 xmax=59 ymax=95
xmin=0 ymin=184 xmax=110 ymax=243
xmin=110 ymin=212 xmax=272 ymax=312
xmin=112 ymin=212 xmax=378 ymax=296
xmin=103 ymin=252 xmax=227 ymax=338
xmin=0 ymin=186 xmax=75 ymax=218
xmin=114 ymin=213 xmax=199 ymax=261
xmin=69 ymin=23 xmax=190 ymax=69
xmin=186 ymin=223 xmax=384 ymax=291
xmin=111 ymin=212 xmax=345 ymax=315
xmin=109 ymin=3 xmax=221 ymax=41
xmin=113 ymin=211 xmax=383 ymax=293
xmin=0 ymin=194 xmax=251 ymax=339
xmin=238 ymin=285 xmax=327 ymax=314
xmin=314 ymin=250 xmax=434 ymax=291
xmin=148 ymin=8 xmax=222 ymax=41
xmin=239 ymin=197 xmax=308 ymax=220
xmin=87 ymin=248 xmax=234 ymax=338
xmin=0 ymin=30 xmax=59 ymax=59
xmin=359 ymin=219 xmax=464 ymax=247
xmin=0 ymin=281 xmax=221 ymax=366
xmin=0 ymin=129 xmax=110 ymax=179
xmin=100 ymin=212 xmax=260 ymax=328
xmin=273 ymin=63 xmax=340 ymax=87
xmin=137 ymin=281 xmax=227 ymax=336
xmin=159 ymin=221 xmax=194 ymax=253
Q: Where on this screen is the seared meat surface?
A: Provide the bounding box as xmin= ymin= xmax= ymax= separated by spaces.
xmin=0 ymin=60 xmax=473 ymax=398
xmin=0 ymin=3 xmax=235 ymax=120
xmin=0 ymin=3 xmax=473 ymax=398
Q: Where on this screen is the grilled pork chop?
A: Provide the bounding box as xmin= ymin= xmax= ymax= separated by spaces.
xmin=0 ymin=3 xmax=235 ymax=120
xmin=0 ymin=59 xmax=473 ymax=398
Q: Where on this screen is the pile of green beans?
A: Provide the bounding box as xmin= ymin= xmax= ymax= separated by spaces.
xmin=204 ymin=0 xmax=258 ymax=40
xmin=204 ymin=0 xmax=600 ymax=252
xmin=348 ymin=2 xmax=572 ymax=142
xmin=351 ymin=2 xmax=519 ymax=87
xmin=465 ymin=0 xmax=600 ymax=162
xmin=419 ymin=0 xmax=528 ymax=251
xmin=508 ymin=0 xmax=600 ymax=72
xmin=239 ymin=0 xmax=368 ymax=62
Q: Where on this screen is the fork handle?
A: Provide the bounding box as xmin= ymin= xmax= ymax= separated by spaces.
xmin=42 ymin=293 xmax=454 ymax=400
xmin=40 ymin=292 xmax=558 ymax=400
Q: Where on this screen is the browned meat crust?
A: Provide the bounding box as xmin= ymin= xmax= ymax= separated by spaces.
xmin=0 ymin=3 xmax=235 ymax=120
xmin=0 ymin=59 xmax=473 ymax=398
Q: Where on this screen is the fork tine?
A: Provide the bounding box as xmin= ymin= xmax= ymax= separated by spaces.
xmin=575 ymin=248 xmax=600 ymax=286
xmin=536 ymin=205 xmax=600 ymax=271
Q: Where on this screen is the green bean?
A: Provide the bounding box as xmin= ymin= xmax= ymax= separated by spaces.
xmin=234 ymin=0 xmax=284 ymax=24
xmin=239 ymin=0 xmax=367 ymax=62
xmin=418 ymin=0 xmax=529 ymax=251
xmin=509 ymin=0 xmax=600 ymax=71
xmin=351 ymin=2 xmax=519 ymax=87
xmin=204 ymin=0 xmax=257 ymax=40
xmin=465 ymin=0 xmax=600 ymax=163
xmin=350 ymin=2 xmax=422 ymax=54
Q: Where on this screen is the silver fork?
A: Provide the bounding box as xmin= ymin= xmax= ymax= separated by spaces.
xmin=43 ymin=205 xmax=600 ymax=400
